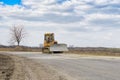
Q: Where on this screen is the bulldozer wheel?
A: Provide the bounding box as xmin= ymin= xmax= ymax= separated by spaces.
xmin=42 ymin=48 xmax=50 ymax=53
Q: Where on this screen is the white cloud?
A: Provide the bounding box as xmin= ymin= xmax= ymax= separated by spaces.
xmin=0 ymin=0 xmax=120 ymax=47
xmin=94 ymin=0 xmax=110 ymax=4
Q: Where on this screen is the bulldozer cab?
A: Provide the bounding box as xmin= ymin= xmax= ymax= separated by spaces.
xmin=44 ymin=33 xmax=55 ymax=47
xmin=44 ymin=33 xmax=54 ymax=43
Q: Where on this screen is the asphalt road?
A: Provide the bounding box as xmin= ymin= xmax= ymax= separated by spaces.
xmin=7 ymin=52 xmax=120 ymax=80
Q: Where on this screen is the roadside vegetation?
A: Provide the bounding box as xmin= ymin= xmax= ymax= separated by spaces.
xmin=0 ymin=45 xmax=120 ymax=56
xmin=68 ymin=47 xmax=120 ymax=56
xmin=0 ymin=45 xmax=42 ymax=52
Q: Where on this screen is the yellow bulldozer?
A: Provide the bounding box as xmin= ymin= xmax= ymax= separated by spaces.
xmin=42 ymin=33 xmax=68 ymax=53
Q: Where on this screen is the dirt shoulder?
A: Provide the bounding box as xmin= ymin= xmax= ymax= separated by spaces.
xmin=0 ymin=53 xmax=70 ymax=80
xmin=0 ymin=54 xmax=14 ymax=80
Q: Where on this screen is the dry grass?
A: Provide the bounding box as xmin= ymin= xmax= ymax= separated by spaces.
xmin=0 ymin=47 xmax=42 ymax=52
xmin=68 ymin=48 xmax=120 ymax=56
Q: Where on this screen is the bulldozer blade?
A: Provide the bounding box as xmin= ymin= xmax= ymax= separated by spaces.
xmin=50 ymin=44 xmax=68 ymax=52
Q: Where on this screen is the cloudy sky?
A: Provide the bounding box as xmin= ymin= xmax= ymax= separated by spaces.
xmin=0 ymin=0 xmax=120 ymax=47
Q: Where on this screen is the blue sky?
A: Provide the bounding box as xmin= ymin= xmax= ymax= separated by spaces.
xmin=0 ymin=0 xmax=21 ymax=5
xmin=0 ymin=0 xmax=120 ymax=47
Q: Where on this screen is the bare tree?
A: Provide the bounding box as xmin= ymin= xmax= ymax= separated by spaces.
xmin=10 ymin=25 xmax=26 ymax=46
